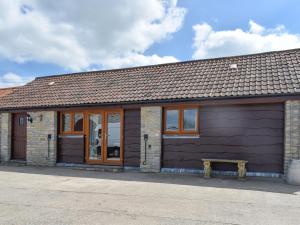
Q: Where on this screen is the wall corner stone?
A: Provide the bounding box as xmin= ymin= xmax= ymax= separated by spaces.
xmin=27 ymin=111 xmax=57 ymax=166
xmin=140 ymin=106 xmax=162 ymax=172
xmin=284 ymin=100 xmax=300 ymax=177
xmin=0 ymin=113 xmax=12 ymax=162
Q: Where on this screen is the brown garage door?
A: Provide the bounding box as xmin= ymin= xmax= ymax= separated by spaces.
xmin=11 ymin=113 xmax=27 ymax=160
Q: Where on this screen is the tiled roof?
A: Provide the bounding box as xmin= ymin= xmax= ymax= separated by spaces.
xmin=1 ymin=48 xmax=300 ymax=110
xmin=0 ymin=87 xmax=17 ymax=98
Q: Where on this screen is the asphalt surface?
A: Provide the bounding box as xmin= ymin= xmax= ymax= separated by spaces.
xmin=0 ymin=165 xmax=299 ymax=225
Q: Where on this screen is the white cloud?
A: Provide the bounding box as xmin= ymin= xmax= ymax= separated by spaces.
xmin=2 ymin=73 xmax=23 ymax=83
xmin=0 ymin=0 xmax=186 ymax=70
xmin=100 ymin=54 xmax=178 ymax=69
xmin=249 ymin=20 xmax=265 ymax=34
xmin=192 ymin=20 xmax=300 ymax=59
xmin=0 ymin=72 xmax=34 ymax=88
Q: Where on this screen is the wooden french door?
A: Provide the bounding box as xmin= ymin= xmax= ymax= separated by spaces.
xmin=85 ymin=110 xmax=123 ymax=165
xmin=11 ymin=113 xmax=27 ymax=161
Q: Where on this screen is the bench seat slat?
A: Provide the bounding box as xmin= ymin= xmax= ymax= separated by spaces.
xmin=202 ymin=159 xmax=248 ymax=163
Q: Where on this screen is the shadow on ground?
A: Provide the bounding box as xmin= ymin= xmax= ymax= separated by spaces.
xmin=0 ymin=164 xmax=299 ymax=195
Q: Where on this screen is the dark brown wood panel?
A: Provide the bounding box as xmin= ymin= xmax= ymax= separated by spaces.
xmin=11 ymin=113 xmax=27 ymax=160
xmin=58 ymin=136 xmax=84 ymax=163
xmin=123 ymin=109 xmax=140 ymax=167
xmin=162 ymin=103 xmax=284 ymax=173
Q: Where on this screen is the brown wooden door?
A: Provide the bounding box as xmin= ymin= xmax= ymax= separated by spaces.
xmin=11 ymin=113 xmax=27 ymax=160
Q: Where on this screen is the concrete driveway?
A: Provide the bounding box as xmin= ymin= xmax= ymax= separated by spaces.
xmin=0 ymin=165 xmax=299 ymax=225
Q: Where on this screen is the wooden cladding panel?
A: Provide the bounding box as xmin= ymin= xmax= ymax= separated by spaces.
xmin=162 ymin=104 xmax=284 ymax=173
xmin=57 ymin=136 xmax=84 ymax=163
xmin=123 ymin=109 xmax=141 ymax=167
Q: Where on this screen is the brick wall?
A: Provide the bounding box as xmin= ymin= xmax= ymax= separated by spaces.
xmin=140 ymin=107 xmax=162 ymax=172
xmin=0 ymin=113 xmax=12 ymax=162
xmin=27 ymin=111 xmax=57 ymax=166
xmin=284 ymin=100 xmax=300 ymax=175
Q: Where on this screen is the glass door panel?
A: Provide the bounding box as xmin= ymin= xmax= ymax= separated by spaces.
xmin=88 ymin=113 xmax=102 ymax=161
xmin=106 ymin=112 xmax=121 ymax=161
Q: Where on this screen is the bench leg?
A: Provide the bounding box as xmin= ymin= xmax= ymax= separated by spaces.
xmin=238 ymin=162 xmax=246 ymax=179
xmin=203 ymin=161 xmax=211 ymax=178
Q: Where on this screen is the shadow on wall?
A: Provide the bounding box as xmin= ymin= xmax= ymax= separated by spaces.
xmin=0 ymin=165 xmax=299 ymax=195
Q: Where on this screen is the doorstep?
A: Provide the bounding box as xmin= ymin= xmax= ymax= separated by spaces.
xmin=56 ymin=162 xmax=124 ymax=172
xmin=161 ymin=167 xmax=283 ymax=178
xmin=1 ymin=160 xmax=27 ymax=166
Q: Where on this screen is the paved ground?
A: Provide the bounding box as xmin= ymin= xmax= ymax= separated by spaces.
xmin=0 ymin=165 xmax=299 ymax=225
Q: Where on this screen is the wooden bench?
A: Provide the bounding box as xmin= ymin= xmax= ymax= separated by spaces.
xmin=202 ymin=159 xmax=248 ymax=179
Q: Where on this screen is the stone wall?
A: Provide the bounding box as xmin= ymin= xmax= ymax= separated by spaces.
xmin=0 ymin=113 xmax=11 ymax=162
xmin=284 ymin=100 xmax=300 ymax=175
xmin=27 ymin=111 xmax=57 ymax=166
xmin=140 ymin=106 xmax=162 ymax=172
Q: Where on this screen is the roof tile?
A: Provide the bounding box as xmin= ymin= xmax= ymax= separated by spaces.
xmin=1 ymin=49 xmax=300 ymax=109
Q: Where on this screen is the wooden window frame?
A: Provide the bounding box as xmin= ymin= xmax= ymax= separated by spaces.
xmin=163 ymin=105 xmax=199 ymax=135
xmin=84 ymin=109 xmax=124 ymax=166
xmin=60 ymin=111 xmax=84 ymax=134
xmin=58 ymin=108 xmax=124 ymax=166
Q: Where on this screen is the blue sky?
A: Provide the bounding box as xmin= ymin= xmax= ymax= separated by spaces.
xmin=148 ymin=0 xmax=300 ymax=58
xmin=0 ymin=0 xmax=300 ymax=87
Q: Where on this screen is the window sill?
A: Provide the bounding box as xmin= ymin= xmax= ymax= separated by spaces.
xmin=59 ymin=134 xmax=84 ymax=138
xmin=163 ymin=134 xmax=200 ymax=139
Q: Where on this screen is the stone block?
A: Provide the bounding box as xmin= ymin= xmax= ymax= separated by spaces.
xmin=284 ymin=100 xmax=300 ymax=176
xmin=0 ymin=113 xmax=11 ymax=162
xmin=140 ymin=106 xmax=162 ymax=172
xmin=26 ymin=111 xmax=57 ymax=166
xmin=287 ymin=159 xmax=300 ymax=185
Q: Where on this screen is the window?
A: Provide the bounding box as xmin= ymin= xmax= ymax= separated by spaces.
xmin=166 ymin=109 xmax=179 ymax=131
xmin=19 ymin=116 xmax=25 ymax=126
xmin=183 ymin=109 xmax=197 ymax=130
xmin=74 ymin=113 xmax=83 ymax=131
xmin=62 ymin=113 xmax=71 ymax=132
xmin=164 ymin=106 xmax=198 ymax=135
xmin=61 ymin=112 xmax=84 ymax=133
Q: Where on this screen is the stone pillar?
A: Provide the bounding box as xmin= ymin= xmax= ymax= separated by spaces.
xmin=140 ymin=106 xmax=162 ymax=172
xmin=284 ymin=101 xmax=300 ymax=184
xmin=27 ymin=111 xmax=57 ymax=166
xmin=0 ymin=113 xmax=12 ymax=162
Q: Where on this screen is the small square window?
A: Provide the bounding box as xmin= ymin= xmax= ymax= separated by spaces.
xmin=19 ymin=117 xmax=25 ymax=126
xmin=166 ymin=109 xmax=179 ymax=131
xmin=183 ymin=109 xmax=197 ymax=131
